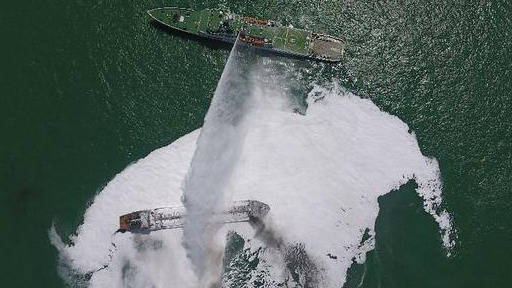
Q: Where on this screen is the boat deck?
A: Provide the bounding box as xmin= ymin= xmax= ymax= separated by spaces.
xmin=147 ymin=7 xmax=344 ymax=62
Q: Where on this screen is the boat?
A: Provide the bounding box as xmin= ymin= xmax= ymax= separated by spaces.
xmin=118 ymin=200 xmax=270 ymax=233
xmin=147 ymin=7 xmax=344 ymax=62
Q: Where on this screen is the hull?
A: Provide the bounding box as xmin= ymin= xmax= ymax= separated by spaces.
xmin=119 ymin=200 xmax=270 ymax=233
xmin=148 ymin=7 xmax=344 ymax=62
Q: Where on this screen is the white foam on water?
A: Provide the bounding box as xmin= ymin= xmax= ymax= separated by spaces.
xmin=49 ymin=131 xmax=201 ymax=287
xmin=225 ymin=82 xmax=455 ymax=286
xmin=50 ymin=75 xmax=455 ymax=287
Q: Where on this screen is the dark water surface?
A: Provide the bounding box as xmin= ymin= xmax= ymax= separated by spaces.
xmin=1 ymin=0 xmax=511 ymax=287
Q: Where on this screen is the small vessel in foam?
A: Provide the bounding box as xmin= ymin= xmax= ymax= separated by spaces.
xmin=147 ymin=7 xmax=344 ymax=62
xmin=119 ymin=200 xmax=270 ymax=233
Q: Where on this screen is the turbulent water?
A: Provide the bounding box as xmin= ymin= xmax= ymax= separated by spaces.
xmin=3 ymin=0 xmax=510 ymax=287
xmin=50 ymin=45 xmax=454 ymax=287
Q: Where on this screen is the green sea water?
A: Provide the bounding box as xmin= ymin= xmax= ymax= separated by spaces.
xmin=1 ymin=0 xmax=511 ymax=287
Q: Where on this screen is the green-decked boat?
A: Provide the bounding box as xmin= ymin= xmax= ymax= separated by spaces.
xmin=148 ymin=7 xmax=344 ymax=62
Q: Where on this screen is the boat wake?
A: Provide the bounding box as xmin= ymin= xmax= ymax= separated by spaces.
xmin=50 ymin=50 xmax=455 ymax=287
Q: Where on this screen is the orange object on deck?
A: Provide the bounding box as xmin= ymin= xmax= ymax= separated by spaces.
xmin=243 ymin=16 xmax=268 ymax=26
xmin=239 ymin=34 xmax=265 ymax=46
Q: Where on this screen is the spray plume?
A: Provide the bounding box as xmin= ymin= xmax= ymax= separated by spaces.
xmin=181 ymin=40 xmax=257 ymax=287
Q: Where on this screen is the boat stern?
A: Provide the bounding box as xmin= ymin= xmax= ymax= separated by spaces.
xmin=118 ymin=211 xmax=150 ymax=233
xmin=310 ymin=33 xmax=344 ymax=62
xmin=119 ymin=214 xmax=131 ymax=232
